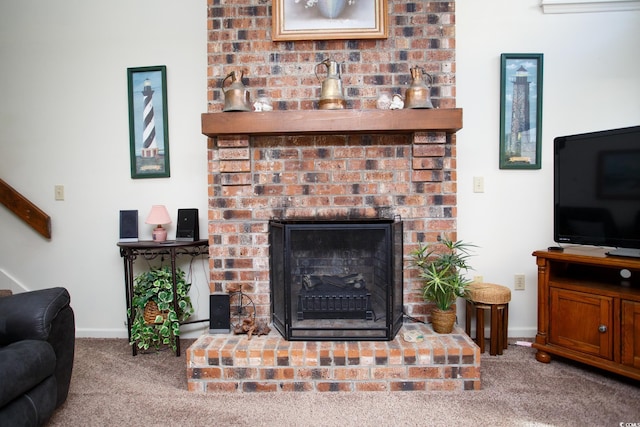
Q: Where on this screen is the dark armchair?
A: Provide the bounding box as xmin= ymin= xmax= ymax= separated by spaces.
xmin=0 ymin=287 xmax=75 ymax=427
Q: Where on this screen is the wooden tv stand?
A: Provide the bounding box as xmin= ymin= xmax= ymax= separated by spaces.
xmin=533 ymin=247 xmax=640 ymax=381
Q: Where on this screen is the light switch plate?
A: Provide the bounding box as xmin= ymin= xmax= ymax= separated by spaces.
xmin=54 ymin=185 xmax=64 ymax=201
xmin=473 ymin=177 xmax=484 ymax=193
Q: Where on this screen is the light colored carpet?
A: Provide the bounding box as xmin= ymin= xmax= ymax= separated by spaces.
xmin=47 ymin=338 xmax=640 ymax=426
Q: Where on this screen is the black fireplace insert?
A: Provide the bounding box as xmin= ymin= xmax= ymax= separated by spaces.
xmin=269 ymin=218 xmax=403 ymax=341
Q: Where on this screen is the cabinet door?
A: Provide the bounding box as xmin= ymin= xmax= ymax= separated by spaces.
xmin=622 ymin=300 xmax=640 ymax=368
xmin=549 ymin=287 xmax=613 ymax=360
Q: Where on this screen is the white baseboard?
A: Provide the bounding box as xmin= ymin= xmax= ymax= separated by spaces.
xmin=507 ymin=327 xmax=537 ymax=338
xmin=75 ymin=328 xmax=129 ymax=339
xmin=75 ymin=323 xmax=211 ymax=339
xmin=466 ymin=326 xmax=537 ymax=339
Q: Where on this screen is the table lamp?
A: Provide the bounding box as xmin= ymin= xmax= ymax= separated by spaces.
xmin=145 ymin=205 xmax=171 ymax=242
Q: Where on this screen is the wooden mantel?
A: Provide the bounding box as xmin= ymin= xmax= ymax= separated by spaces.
xmin=201 ymin=108 xmax=462 ymax=137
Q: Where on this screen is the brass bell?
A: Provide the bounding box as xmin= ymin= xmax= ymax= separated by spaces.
xmin=222 ymin=70 xmax=252 ymax=112
xmin=404 ymin=66 xmax=434 ymax=109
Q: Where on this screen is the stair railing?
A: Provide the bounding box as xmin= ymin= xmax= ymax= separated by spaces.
xmin=0 ymin=179 xmax=51 ymax=239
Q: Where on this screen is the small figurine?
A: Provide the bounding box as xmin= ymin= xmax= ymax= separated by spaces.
xmin=376 ymin=92 xmax=392 ymax=110
xmin=389 ymin=94 xmax=404 ymax=110
xmin=253 ymin=97 xmax=273 ymax=112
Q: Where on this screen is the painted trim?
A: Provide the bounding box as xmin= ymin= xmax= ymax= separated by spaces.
xmin=0 ymin=269 xmax=30 ymax=294
xmin=75 ymin=328 xmax=129 ymax=339
xmin=75 ymin=326 xmax=206 ymax=339
xmin=541 ymin=0 xmax=640 ymax=13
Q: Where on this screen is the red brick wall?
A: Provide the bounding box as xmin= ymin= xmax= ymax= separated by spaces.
xmin=206 ymin=1 xmax=457 ymax=323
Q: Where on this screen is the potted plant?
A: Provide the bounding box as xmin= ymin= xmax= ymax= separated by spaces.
xmin=411 ymin=237 xmax=475 ymax=333
xmin=129 ymin=265 xmax=194 ymax=352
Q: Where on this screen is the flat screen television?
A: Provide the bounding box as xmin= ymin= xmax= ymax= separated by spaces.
xmin=554 ymin=125 xmax=640 ymax=258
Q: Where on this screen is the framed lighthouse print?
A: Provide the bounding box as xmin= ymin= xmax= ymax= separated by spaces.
xmin=499 ymin=53 xmax=543 ymax=170
xmin=127 ymin=65 xmax=170 ymax=179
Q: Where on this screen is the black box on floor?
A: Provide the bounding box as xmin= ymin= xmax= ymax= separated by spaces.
xmin=209 ymin=293 xmax=230 ymax=333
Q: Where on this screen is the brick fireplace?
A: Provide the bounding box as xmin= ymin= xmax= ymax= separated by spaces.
xmin=186 ymin=110 xmax=481 ymax=392
xmin=203 ymin=109 xmax=462 ymax=325
xmin=201 ymin=1 xmax=460 ymax=319
xmin=186 ymin=0 xmax=481 ymax=392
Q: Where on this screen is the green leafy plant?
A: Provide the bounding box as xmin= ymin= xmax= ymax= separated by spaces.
xmin=129 ymin=265 xmax=193 ymax=352
xmin=411 ymin=237 xmax=475 ymax=311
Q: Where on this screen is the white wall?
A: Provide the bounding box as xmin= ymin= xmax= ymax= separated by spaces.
xmin=1 ymin=1 xmax=639 ymax=338
xmin=457 ymin=0 xmax=640 ymax=335
xmin=0 ymin=1 xmax=210 ymax=338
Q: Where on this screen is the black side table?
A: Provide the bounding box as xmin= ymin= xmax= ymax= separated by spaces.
xmin=118 ymin=240 xmax=209 ymax=356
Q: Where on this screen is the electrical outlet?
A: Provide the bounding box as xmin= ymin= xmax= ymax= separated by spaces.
xmin=54 ymin=185 xmax=64 ymax=201
xmin=514 ymin=274 xmax=525 ymax=290
xmin=473 ymin=275 xmax=483 ymax=283
xmin=473 ymin=176 xmax=484 ymax=193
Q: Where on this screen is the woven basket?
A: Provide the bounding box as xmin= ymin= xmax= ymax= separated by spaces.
xmin=143 ymin=301 xmax=168 ymax=325
xmin=431 ymin=308 xmax=457 ymax=334
xmin=468 ymin=283 xmax=511 ymax=305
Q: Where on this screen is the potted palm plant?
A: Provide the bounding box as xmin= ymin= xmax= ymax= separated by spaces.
xmin=411 ymin=237 xmax=475 ymax=333
xmin=129 ymin=265 xmax=194 ymax=352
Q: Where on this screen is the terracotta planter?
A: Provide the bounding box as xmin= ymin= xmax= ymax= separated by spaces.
xmin=431 ymin=308 xmax=457 ymax=334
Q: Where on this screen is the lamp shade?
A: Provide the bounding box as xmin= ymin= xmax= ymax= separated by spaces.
xmin=145 ymin=205 xmax=171 ymax=226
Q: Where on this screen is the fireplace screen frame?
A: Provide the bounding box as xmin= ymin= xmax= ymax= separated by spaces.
xmin=269 ymin=218 xmax=403 ymax=341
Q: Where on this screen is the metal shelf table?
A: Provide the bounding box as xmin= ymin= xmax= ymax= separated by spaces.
xmin=117 ymin=239 xmax=209 ymax=356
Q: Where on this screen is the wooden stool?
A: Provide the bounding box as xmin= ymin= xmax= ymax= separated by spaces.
xmin=465 ymin=283 xmax=511 ymax=355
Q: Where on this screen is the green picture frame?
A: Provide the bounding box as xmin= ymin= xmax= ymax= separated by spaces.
xmin=499 ymin=53 xmax=544 ymax=169
xmin=127 ymin=65 xmax=170 ymax=179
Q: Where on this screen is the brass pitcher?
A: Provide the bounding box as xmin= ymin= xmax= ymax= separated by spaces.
xmin=222 ymin=70 xmax=252 ymax=112
xmin=315 ymin=59 xmax=346 ymax=110
xmin=404 ymin=66 xmax=434 ymax=109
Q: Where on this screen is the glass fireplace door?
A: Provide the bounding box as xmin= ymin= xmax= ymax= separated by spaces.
xmin=269 ymin=219 xmax=403 ymax=341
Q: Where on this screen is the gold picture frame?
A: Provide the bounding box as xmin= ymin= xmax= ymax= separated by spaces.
xmin=272 ymin=0 xmax=388 ymax=41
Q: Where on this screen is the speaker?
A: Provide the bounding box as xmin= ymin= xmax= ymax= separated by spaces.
xmin=209 ymin=293 xmax=230 ymax=333
xmin=176 ymin=208 xmax=199 ymax=241
xmin=119 ymin=210 xmax=138 ymax=242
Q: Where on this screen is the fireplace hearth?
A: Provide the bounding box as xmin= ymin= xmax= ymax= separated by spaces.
xmin=269 ymin=218 xmax=403 ymax=341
